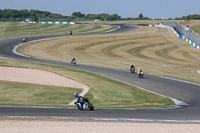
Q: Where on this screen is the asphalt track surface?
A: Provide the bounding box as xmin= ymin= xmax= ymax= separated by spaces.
xmin=0 ymin=25 xmax=200 ymax=122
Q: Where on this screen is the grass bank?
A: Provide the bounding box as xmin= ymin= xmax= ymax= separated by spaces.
xmin=0 ymin=22 xmax=118 ymax=39
xmin=18 ymin=26 xmax=200 ymax=84
xmin=0 ymin=58 xmax=174 ymax=108
xmin=191 ymin=25 xmax=200 ymax=34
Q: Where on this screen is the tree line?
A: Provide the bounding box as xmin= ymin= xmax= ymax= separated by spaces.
xmin=0 ymin=9 xmax=151 ymax=22
xmin=0 ymin=9 xmax=199 ymax=22
xmin=174 ymin=14 xmax=200 ymax=20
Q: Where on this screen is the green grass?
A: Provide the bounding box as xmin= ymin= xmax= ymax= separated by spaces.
xmin=178 ymin=20 xmax=200 ymax=34
xmin=0 ymin=22 xmax=118 ymax=39
xmin=0 ymin=80 xmax=81 ymax=107
xmin=191 ymin=25 xmax=200 ymax=34
xmin=0 ymin=58 xmax=174 ymax=108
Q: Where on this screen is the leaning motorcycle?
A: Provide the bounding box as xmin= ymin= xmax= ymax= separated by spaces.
xmin=22 ymin=38 xmax=26 ymax=42
xmin=138 ymin=71 xmax=144 ymax=78
xmin=74 ymin=97 xmax=94 ymax=111
xmin=130 ymin=67 xmax=135 ymax=73
xmin=71 ymin=60 xmax=76 ymax=66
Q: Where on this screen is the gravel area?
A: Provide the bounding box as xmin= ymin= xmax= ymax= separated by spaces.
xmin=0 ymin=120 xmax=200 ymax=133
xmin=0 ymin=66 xmax=88 ymax=89
xmin=0 ymin=66 xmax=89 ymax=105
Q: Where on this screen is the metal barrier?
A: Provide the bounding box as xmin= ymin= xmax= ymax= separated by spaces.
xmin=163 ymin=21 xmax=200 ymax=46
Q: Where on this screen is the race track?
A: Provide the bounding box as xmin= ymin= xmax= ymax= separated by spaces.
xmin=0 ymin=25 xmax=200 ymax=122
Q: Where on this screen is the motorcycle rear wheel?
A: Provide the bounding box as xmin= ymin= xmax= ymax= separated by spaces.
xmin=77 ymin=104 xmax=83 ymax=110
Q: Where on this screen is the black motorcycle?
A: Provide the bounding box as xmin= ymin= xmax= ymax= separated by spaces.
xmin=74 ymin=97 xmax=94 ymax=111
xmin=69 ymin=31 xmax=72 ymax=35
xmin=71 ymin=60 xmax=76 ymax=66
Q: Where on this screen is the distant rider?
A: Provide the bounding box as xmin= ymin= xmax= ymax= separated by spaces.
xmin=130 ymin=65 xmax=135 ymax=70
xmin=69 ymin=31 xmax=72 ymax=35
xmin=130 ymin=65 xmax=135 ymax=73
xmin=71 ymin=57 xmax=76 ymax=64
xmin=138 ymin=68 xmax=143 ymax=74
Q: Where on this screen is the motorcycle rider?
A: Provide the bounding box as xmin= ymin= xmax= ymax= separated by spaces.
xmin=69 ymin=31 xmax=72 ymax=35
xmin=71 ymin=57 xmax=76 ymax=64
xmin=73 ymin=93 xmax=94 ymax=110
xmin=22 ymin=38 xmax=26 ymax=42
xmin=130 ymin=65 xmax=135 ymax=69
xmin=138 ymin=68 xmax=143 ymax=75
xmin=130 ymin=65 xmax=135 ymax=72
xmin=74 ymin=93 xmax=86 ymax=105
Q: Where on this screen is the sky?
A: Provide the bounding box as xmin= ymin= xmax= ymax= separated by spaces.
xmin=0 ymin=0 xmax=199 ymax=19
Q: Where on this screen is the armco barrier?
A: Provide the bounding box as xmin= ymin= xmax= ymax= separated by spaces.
xmin=155 ymin=24 xmax=200 ymax=50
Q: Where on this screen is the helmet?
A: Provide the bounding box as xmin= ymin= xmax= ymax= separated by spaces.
xmin=74 ymin=93 xmax=78 ymax=97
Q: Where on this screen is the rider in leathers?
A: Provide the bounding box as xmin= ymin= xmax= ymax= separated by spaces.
xmin=74 ymin=93 xmax=87 ymax=105
xmin=138 ymin=68 xmax=143 ymax=75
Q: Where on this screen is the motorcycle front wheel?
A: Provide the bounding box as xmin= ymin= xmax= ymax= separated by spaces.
xmin=89 ymin=103 xmax=94 ymax=111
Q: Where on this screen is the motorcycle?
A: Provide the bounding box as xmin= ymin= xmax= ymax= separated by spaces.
xmin=130 ymin=67 xmax=135 ymax=73
xmin=138 ymin=71 xmax=144 ymax=78
xmin=71 ymin=60 xmax=76 ymax=66
xmin=22 ymin=38 xmax=26 ymax=42
xmin=69 ymin=31 xmax=72 ymax=35
xmin=74 ymin=97 xmax=94 ymax=111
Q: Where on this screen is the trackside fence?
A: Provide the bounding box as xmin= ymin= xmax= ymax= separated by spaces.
xmin=155 ymin=23 xmax=200 ymax=50
xmin=162 ymin=21 xmax=200 ymax=46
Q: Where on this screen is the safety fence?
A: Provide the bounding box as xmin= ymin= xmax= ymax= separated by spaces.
xmin=155 ymin=23 xmax=200 ymax=50
xmin=39 ymin=22 xmax=75 ymax=24
xmin=162 ymin=21 xmax=200 ymax=46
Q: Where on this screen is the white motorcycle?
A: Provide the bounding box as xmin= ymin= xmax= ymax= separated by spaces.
xmin=138 ymin=71 xmax=144 ymax=78
xmin=22 ymin=38 xmax=26 ymax=42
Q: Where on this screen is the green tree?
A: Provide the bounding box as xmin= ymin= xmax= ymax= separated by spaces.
xmin=138 ymin=13 xmax=144 ymax=19
xmin=72 ymin=12 xmax=85 ymax=18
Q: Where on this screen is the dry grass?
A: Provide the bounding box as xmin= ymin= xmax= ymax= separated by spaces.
xmin=178 ymin=20 xmax=200 ymax=26
xmin=18 ymin=26 xmax=200 ymax=84
xmin=0 ymin=22 xmax=117 ymax=38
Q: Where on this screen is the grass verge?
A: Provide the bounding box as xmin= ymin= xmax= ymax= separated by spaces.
xmin=0 ymin=58 xmax=174 ymax=108
xmin=0 ymin=22 xmax=118 ymax=39
xmin=18 ymin=26 xmax=200 ymax=84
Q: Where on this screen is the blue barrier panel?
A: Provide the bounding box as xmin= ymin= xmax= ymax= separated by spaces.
xmin=52 ymin=22 xmax=55 ymax=24
xmin=179 ymin=35 xmax=183 ymax=39
xmin=155 ymin=24 xmax=200 ymax=50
